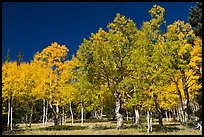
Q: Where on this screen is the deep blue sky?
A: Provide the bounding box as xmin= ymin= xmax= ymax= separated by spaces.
xmin=2 ymin=2 xmax=196 ymax=62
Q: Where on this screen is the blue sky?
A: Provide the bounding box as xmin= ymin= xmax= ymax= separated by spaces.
xmin=2 ymin=2 xmax=196 ymax=62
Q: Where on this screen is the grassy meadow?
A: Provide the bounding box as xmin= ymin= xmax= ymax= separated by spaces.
xmin=2 ymin=118 xmax=202 ymax=135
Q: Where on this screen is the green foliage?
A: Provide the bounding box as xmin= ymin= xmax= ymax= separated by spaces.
xmin=188 ymin=2 xmax=202 ymax=37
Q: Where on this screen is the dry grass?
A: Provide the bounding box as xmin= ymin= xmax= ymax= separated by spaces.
xmin=2 ymin=119 xmax=202 ymax=135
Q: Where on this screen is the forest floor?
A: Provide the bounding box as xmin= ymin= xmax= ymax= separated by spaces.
xmin=2 ymin=118 xmax=202 ymax=135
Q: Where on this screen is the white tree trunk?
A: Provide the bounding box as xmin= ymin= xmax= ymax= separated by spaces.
xmin=45 ymin=101 xmax=48 ymax=127
xmin=81 ymin=106 xmax=84 ymax=126
xmin=135 ymin=109 xmax=140 ymax=124
xmin=29 ymin=104 xmax=34 ymax=128
xmin=169 ymin=110 xmax=172 ymax=120
xmin=165 ymin=110 xmax=169 ymax=122
xmin=10 ymin=96 xmax=13 ymax=130
xmin=56 ymin=101 xmax=59 ymax=120
xmin=42 ymin=99 xmax=45 ymax=126
xmin=114 ymin=91 xmax=123 ymax=129
xmin=55 ymin=101 xmax=60 ymax=125
xmin=147 ymin=108 xmax=152 ymax=132
xmin=7 ymin=98 xmax=10 ymax=130
xmin=176 ymin=107 xmax=180 ymax=121
xmin=81 ymin=99 xmax=84 ymax=126
xmin=64 ymin=114 xmax=67 ymax=124
xmin=94 ymin=110 xmax=97 ymax=119
xmin=69 ymin=102 xmax=74 ymax=125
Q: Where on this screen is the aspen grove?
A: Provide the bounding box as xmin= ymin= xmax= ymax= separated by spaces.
xmin=2 ymin=5 xmax=202 ymax=132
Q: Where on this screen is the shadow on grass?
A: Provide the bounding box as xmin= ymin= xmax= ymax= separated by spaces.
xmin=43 ymin=125 xmax=87 ymax=131
xmin=2 ymin=129 xmax=26 ymax=135
xmin=91 ymin=124 xmax=116 ymax=130
xmin=66 ymin=118 xmax=110 ymax=123
xmin=152 ymin=124 xmax=182 ymax=133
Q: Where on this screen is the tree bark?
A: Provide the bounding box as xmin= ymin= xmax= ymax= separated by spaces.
xmin=7 ymin=98 xmax=10 ymax=130
xmin=49 ymin=101 xmax=59 ymax=125
xmin=165 ymin=110 xmax=169 ymax=122
xmin=126 ymin=109 xmax=129 ymax=121
xmin=184 ymin=88 xmax=190 ymax=120
xmin=29 ymin=104 xmax=34 ymax=128
xmin=100 ymin=103 xmax=103 ymax=119
xmin=175 ymin=82 xmax=185 ymax=122
xmin=62 ymin=106 xmax=65 ymax=125
xmin=147 ymin=108 xmax=152 ymax=132
xmin=69 ymin=102 xmax=74 ymax=125
xmin=81 ymin=99 xmax=84 ymax=126
xmin=114 ymin=91 xmax=123 ymax=129
xmin=55 ymin=101 xmax=59 ymax=125
xmin=10 ymin=96 xmax=13 ymax=130
xmin=136 ymin=109 xmax=140 ymax=124
xmin=172 ymin=108 xmax=176 ymax=121
xmin=25 ymin=113 xmax=28 ymax=128
xmin=45 ymin=101 xmax=48 ymax=127
xmin=42 ymin=99 xmax=45 ymax=126
xmin=153 ymin=92 xmax=163 ymax=126
xmin=133 ymin=106 xmax=140 ymax=124
xmin=169 ymin=110 xmax=172 ymax=120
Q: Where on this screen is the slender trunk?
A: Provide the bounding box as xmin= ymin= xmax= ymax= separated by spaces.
xmin=25 ymin=113 xmax=28 ymax=128
xmin=184 ymin=88 xmax=190 ymax=120
xmin=60 ymin=106 xmax=63 ymax=125
xmin=147 ymin=108 xmax=152 ymax=132
xmin=176 ymin=106 xmax=181 ymax=121
xmin=43 ymin=99 xmax=45 ymax=126
xmin=81 ymin=99 xmax=84 ymax=126
xmin=100 ymin=103 xmax=103 ymax=119
xmin=135 ymin=109 xmax=140 ymax=124
xmin=10 ymin=96 xmax=13 ymax=130
xmin=132 ymin=106 xmax=136 ymax=123
xmin=180 ymin=107 xmax=185 ymax=122
xmin=175 ymin=82 xmax=185 ymax=122
xmin=84 ymin=109 xmax=86 ymax=120
xmin=114 ymin=91 xmax=123 ymax=129
xmin=62 ymin=106 xmax=65 ymax=125
xmin=49 ymin=101 xmax=59 ymax=125
xmin=165 ymin=110 xmax=169 ymax=122
xmin=173 ymin=108 xmax=176 ymax=120
xmin=178 ymin=106 xmax=182 ymax=122
xmin=29 ymin=104 xmax=34 ymax=128
xmin=94 ymin=110 xmax=97 ymax=119
xmin=64 ymin=113 xmax=67 ymax=124
xmin=55 ymin=101 xmax=59 ymax=125
xmin=133 ymin=106 xmax=136 ymax=124
xmin=182 ymin=73 xmax=191 ymax=121
xmin=69 ymin=102 xmax=74 ymax=125
xmin=126 ymin=109 xmax=128 ymax=121
xmin=7 ymin=98 xmax=10 ymax=130
xmin=133 ymin=106 xmax=140 ymax=124
xmin=153 ymin=92 xmax=163 ymax=126
xmin=45 ymin=101 xmax=48 ymax=126
xmin=169 ymin=110 xmax=172 ymax=120
xmin=192 ymin=102 xmax=196 ymax=112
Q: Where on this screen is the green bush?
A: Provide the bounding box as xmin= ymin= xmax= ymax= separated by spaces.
xmin=184 ymin=120 xmax=198 ymax=128
xmin=45 ymin=125 xmax=86 ymax=131
xmin=194 ymin=108 xmax=202 ymax=121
